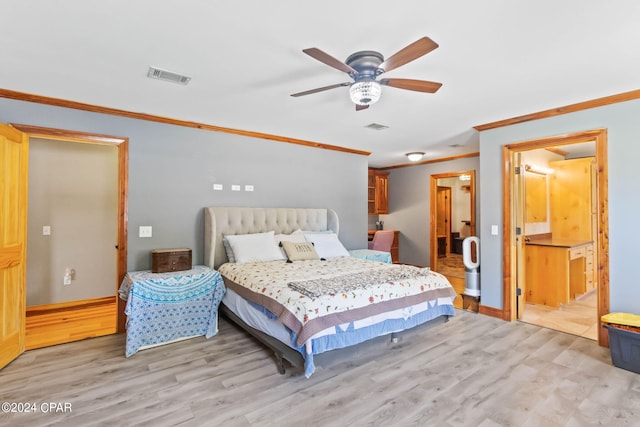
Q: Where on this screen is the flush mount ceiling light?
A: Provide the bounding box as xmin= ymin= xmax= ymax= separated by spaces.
xmin=406 ymin=152 xmax=425 ymax=162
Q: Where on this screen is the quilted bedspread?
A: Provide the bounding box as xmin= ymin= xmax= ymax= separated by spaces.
xmin=119 ymin=265 xmax=226 ymax=356
xmin=218 ymin=257 xmax=456 ymax=346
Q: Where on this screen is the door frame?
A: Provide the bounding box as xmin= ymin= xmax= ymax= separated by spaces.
xmin=11 ymin=124 xmax=129 ymax=333
xmin=502 ymin=128 xmax=609 ymax=346
xmin=430 ymin=170 xmax=476 ymax=272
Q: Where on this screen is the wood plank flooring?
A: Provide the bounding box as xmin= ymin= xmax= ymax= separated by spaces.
xmin=1 ymin=310 xmax=638 ymax=426
xmin=521 ymin=290 xmax=598 ymax=340
xmin=26 ymin=296 xmax=117 ymax=350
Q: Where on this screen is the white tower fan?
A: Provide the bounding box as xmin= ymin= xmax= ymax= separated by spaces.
xmin=462 ymin=236 xmax=480 ymax=298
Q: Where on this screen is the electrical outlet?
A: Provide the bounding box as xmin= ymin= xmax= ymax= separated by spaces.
xmin=213 ymin=183 xmax=223 ymax=191
xmin=231 ymin=185 xmax=241 ymax=191
xmin=42 ymin=225 xmax=51 ymax=235
xmin=245 ymin=185 xmax=254 ymax=192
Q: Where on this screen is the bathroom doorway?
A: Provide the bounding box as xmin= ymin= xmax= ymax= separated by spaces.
xmin=503 ymin=129 xmax=610 ymax=346
xmin=516 ymin=143 xmax=598 ymax=340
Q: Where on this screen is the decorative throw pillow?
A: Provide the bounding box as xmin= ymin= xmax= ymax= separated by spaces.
xmin=274 ymin=229 xmax=306 ymax=257
xmin=281 ymin=241 xmax=320 ymax=261
xmin=304 ymin=232 xmax=350 ymax=258
xmin=224 ymin=231 xmax=285 ymax=263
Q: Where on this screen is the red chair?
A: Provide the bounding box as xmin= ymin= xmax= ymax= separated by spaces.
xmin=368 ymin=230 xmax=395 ymax=252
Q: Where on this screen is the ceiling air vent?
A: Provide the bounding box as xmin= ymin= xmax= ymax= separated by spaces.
xmin=147 ymin=67 xmax=192 ymax=85
xmin=364 ymin=123 xmax=389 ymax=131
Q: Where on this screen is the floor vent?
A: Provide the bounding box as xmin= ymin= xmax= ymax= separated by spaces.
xmin=147 ymin=67 xmax=191 ymax=85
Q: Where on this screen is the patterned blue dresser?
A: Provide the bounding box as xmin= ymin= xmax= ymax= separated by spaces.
xmin=119 ymin=265 xmax=225 ymax=356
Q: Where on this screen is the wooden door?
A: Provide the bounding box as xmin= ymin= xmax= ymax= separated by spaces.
xmin=374 ymin=174 xmax=388 ymax=214
xmin=436 ymin=186 xmax=451 ymax=254
xmin=513 ymin=152 xmax=526 ymax=319
xmin=0 ymin=123 xmax=28 ymax=369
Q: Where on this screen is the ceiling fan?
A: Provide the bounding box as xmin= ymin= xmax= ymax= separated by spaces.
xmin=291 ymin=37 xmax=442 ymax=111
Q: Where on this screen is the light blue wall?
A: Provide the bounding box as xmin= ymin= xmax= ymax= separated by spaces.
xmin=0 ymin=98 xmax=368 ymax=272
xmin=479 ymin=98 xmax=640 ymax=314
xmin=381 ymin=156 xmax=480 ymax=267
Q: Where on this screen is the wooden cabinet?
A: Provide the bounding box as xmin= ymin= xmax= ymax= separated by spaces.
xmin=367 ymin=230 xmax=400 ymax=263
xmin=525 ymin=240 xmax=592 ymax=308
xmin=549 ymin=158 xmax=594 ymax=241
xmin=368 ymin=169 xmax=389 ymax=214
xmin=549 ymin=157 xmax=597 ymax=290
xmin=585 ymin=244 xmax=595 ymax=292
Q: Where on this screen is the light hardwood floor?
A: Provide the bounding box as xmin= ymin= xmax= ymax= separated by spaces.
xmin=1 ymin=310 xmax=638 ymax=427
xmin=521 ymin=290 xmax=599 ymax=341
xmin=437 ymin=255 xmax=599 ymax=341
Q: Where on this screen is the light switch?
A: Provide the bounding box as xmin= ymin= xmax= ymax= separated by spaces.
xmin=43 ymin=225 xmax=51 ymax=236
xmin=139 ymin=226 xmax=152 ymax=238
xmin=245 ymin=185 xmax=254 ymax=192
xmin=213 ymin=184 xmax=223 ymax=191
xmin=231 ymin=185 xmax=241 ymax=191
xmin=491 ymin=225 xmax=499 ymax=236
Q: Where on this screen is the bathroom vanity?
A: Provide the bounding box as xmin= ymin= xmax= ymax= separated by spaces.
xmin=525 ymin=238 xmax=594 ymax=308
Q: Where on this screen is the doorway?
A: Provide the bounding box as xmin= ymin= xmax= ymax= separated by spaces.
xmin=11 ymin=124 xmax=129 ymax=348
xmin=502 ymin=128 xmax=610 ymax=346
xmin=430 ymin=170 xmax=475 ymax=307
xmin=436 ymin=186 xmax=452 ymax=259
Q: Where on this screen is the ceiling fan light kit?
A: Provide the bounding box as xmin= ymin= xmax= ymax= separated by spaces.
xmin=291 ymin=37 xmax=441 ymax=110
xmin=349 ymin=80 xmax=382 ymax=106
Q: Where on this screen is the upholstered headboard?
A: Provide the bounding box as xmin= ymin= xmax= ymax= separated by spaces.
xmin=204 ymin=207 xmax=339 ymax=269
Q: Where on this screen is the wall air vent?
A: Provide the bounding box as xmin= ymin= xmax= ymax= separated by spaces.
xmin=364 ymin=123 xmax=389 ymax=131
xmin=147 ymin=67 xmax=192 ymax=85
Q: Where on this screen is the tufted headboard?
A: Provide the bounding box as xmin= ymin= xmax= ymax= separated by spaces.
xmin=204 ymin=207 xmax=339 ymax=269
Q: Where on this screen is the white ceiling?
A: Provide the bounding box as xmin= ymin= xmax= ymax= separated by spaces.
xmin=3 ymin=1 xmax=640 ymax=167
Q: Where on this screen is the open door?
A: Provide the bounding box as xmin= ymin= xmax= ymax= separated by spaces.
xmin=513 ymin=152 xmax=526 ymax=319
xmin=436 ymin=186 xmax=452 ymax=257
xmin=0 ymin=123 xmax=28 ymax=369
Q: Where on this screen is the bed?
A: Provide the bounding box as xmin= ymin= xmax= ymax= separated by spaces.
xmin=204 ymin=206 xmax=457 ymax=377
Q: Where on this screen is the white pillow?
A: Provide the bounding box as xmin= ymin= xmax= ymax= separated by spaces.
xmin=304 ymin=232 xmax=349 ymax=258
xmin=224 ymin=231 xmax=285 ymax=263
xmin=274 ymin=229 xmax=306 ymax=257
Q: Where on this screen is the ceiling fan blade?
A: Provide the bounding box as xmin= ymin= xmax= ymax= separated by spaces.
xmin=380 ymin=78 xmax=442 ymax=93
xmin=356 ymin=104 xmax=369 ymax=111
xmin=291 ymin=82 xmax=351 ymax=97
xmin=303 ymin=48 xmax=357 ymax=74
xmin=378 ymin=37 xmax=439 ymax=73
